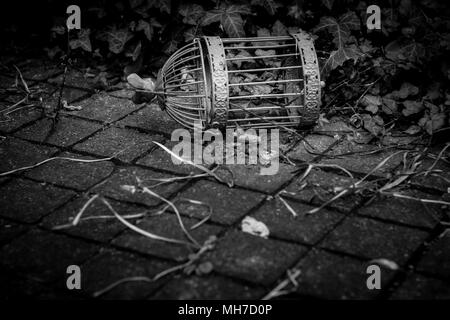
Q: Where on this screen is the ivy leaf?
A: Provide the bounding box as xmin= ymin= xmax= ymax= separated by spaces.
xmin=179 ymin=4 xmax=205 ymax=25
xmin=107 ymin=28 xmax=133 ymax=54
xmin=402 ymin=100 xmax=424 ymax=116
xmin=147 ymin=0 xmax=171 ymax=14
xmin=315 ymin=11 xmax=360 ymax=48
xmin=321 ymin=0 xmax=335 ymax=10
xmin=362 ymin=114 xmax=384 ymax=136
xmin=201 ymin=4 xmax=251 ymax=37
xmin=136 ymin=19 xmax=155 ymax=41
xmin=69 ymin=29 xmax=92 ymax=52
xmin=163 ymin=39 xmax=179 ymax=54
xmin=322 ymin=44 xmax=363 ymax=74
xmin=424 ymin=113 xmax=446 ymax=135
xmin=126 ymin=41 xmax=142 ymax=61
xmin=183 ymin=27 xmax=202 ymax=42
xmin=360 ymin=94 xmax=382 ymax=114
xmin=385 ymin=38 xmax=426 ymax=64
xmin=271 ymin=20 xmax=288 ymax=36
xmin=287 ymin=4 xmax=302 ymax=20
xmin=251 ymin=0 xmax=281 ymax=15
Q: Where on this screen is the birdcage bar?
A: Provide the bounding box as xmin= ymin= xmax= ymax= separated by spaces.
xmin=164 ymin=80 xmax=204 ymax=90
xmin=225 ymin=52 xmax=299 ymax=61
xmin=194 ymin=37 xmax=210 ymax=125
xmin=164 ymin=69 xmax=202 ymax=85
xmin=227 ymin=66 xmax=302 ymax=74
xmin=166 ymin=106 xmax=201 ymax=121
xmin=166 ymin=103 xmax=204 ymax=111
xmin=221 ymin=36 xmax=292 ymax=43
xmin=164 ymin=65 xmax=200 ymax=79
xmin=156 ymin=31 xmax=321 ymax=130
xmin=166 ymin=108 xmax=198 ymax=128
xmin=228 ymin=105 xmax=302 ymax=112
xmin=165 ymin=42 xmax=198 ymax=62
xmin=165 ymin=55 xmax=202 ymax=73
xmin=223 ymin=43 xmax=296 ymax=50
xmin=232 ymin=115 xmax=302 ymax=122
xmin=228 ymin=78 xmax=303 ymax=87
xmin=229 ymin=93 xmax=303 ymax=100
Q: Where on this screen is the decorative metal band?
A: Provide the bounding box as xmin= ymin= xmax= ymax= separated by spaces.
xmin=203 ymin=36 xmax=229 ymax=129
xmin=292 ymin=32 xmax=321 ymax=126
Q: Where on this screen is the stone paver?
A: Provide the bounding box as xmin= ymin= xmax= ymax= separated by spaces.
xmin=416 ymin=234 xmax=450 ymax=280
xmin=0 ymin=178 xmax=76 ymax=223
xmin=64 ymin=93 xmax=142 ymax=123
xmin=205 ymin=230 xmax=307 ymax=286
xmin=48 ymin=69 xmax=94 ymax=91
xmin=357 ymin=190 xmax=444 ymax=229
xmin=390 ymin=274 xmax=450 ymax=299
xmin=215 ymin=164 xmax=295 ymax=194
xmin=25 ymin=152 xmax=114 ymax=191
xmin=287 ymin=134 xmax=338 ymax=162
xmin=136 ymin=140 xmax=203 ymax=175
xmin=81 ymin=249 xmax=172 ymax=299
xmin=41 ymin=196 xmax=143 ymax=242
xmin=113 ymin=213 xmax=222 ymax=262
xmin=284 ymin=168 xmax=361 ymax=213
xmin=93 ymin=167 xmax=186 ymax=207
xmin=0 ymin=106 xmax=42 ymax=133
xmin=0 ymin=219 xmax=28 ymax=246
xmin=411 ymin=156 xmax=450 ymax=193
xmin=319 ymin=139 xmax=407 ymax=177
xmin=252 ymin=197 xmax=343 ymax=245
xmin=117 ymin=103 xmax=179 ymax=136
xmin=172 ymin=180 xmax=266 ymax=225
xmin=294 ymin=249 xmax=395 ymax=299
xmin=0 ymin=137 xmax=58 ymax=173
xmin=321 ymin=217 xmax=429 ymax=265
xmin=15 ymin=117 xmax=102 ymax=147
xmin=0 ymin=229 xmax=99 ymax=283
xmin=19 ymin=60 xmax=61 ymax=81
xmin=44 ymin=87 xmax=91 ymax=107
xmin=73 ymin=127 xmax=163 ymax=162
xmin=0 ymin=273 xmax=76 ymax=299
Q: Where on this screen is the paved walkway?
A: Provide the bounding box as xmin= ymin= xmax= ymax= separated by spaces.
xmin=0 ymin=58 xmax=449 ymax=299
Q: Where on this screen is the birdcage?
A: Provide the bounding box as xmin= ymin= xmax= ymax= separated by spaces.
xmin=156 ymin=31 xmax=322 ymax=130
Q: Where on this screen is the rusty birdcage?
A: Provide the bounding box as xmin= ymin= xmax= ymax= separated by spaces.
xmin=154 ymin=31 xmax=322 ymax=130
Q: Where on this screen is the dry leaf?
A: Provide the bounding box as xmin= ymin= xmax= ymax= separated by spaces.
xmin=241 ymin=216 xmax=270 ymax=238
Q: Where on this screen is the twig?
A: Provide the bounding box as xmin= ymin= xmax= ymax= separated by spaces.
xmin=383 ymin=192 xmax=450 ymax=206
xmin=153 ymin=141 xmax=233 ymax=187
xmin=0 ymin=149 xmax=127 ymax=177
xmin=138 ymin=182 xmax=201 ymax=248
xmin=92 ymin=277 xmax=153 ymax=298
xmin=262 ymin=269 xmax=301 ymax=300
xmin=13 ymin=65 xmax=30 ymax=94
xmin=307 ymin=151 xmax=406 ymax=214
xmin=101 ymin=197 xmax=196 ymax=247
xmin=72 ymin=194 xmax=99 ymax=226
xmin=424 ymin=144 xmax=450 ymax=177
xmin=277 ymin=195 xmax=298 ymax=218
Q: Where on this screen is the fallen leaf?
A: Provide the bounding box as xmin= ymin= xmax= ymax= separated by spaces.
xmin=404 ymin=125 xmax=422 ymax=135
xmin=127 ymin=73 xmax=155 ymax=91
xmin=241 ymin=216 xmax=270 ymax=238
xmin=402 ymin=100 xmax=423 ymax=116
